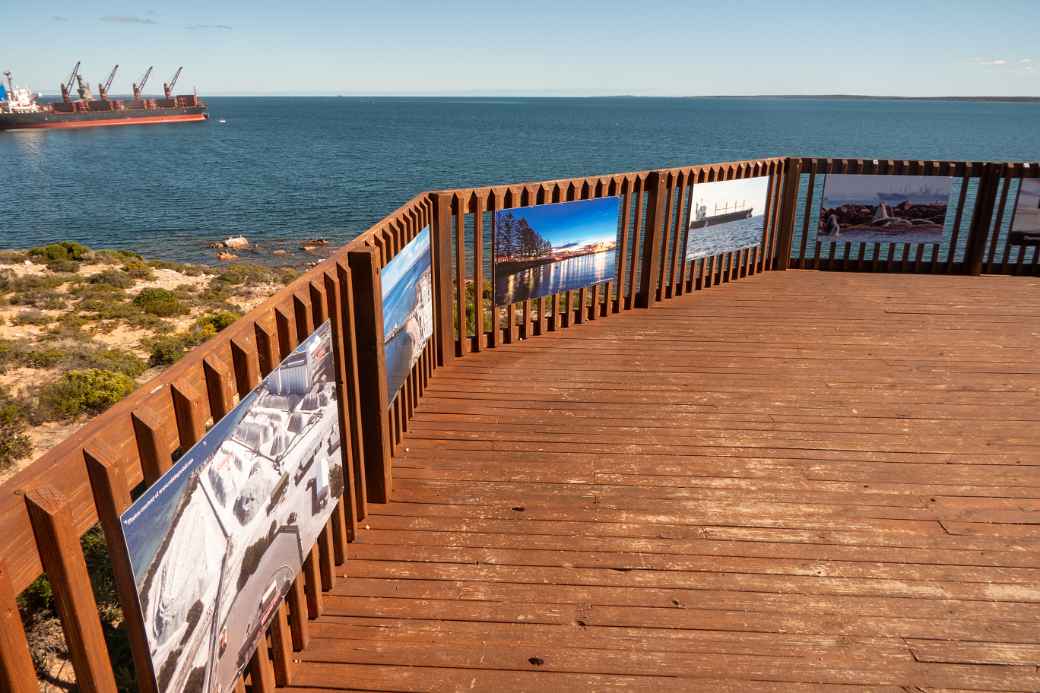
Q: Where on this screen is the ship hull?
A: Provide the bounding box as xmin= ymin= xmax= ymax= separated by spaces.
xmin=689 ymin=208 xmax=753 ymax=230
xmin=0 ymin=106 xmax=207 ymax=131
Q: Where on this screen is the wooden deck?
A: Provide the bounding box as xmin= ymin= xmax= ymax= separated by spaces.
xmin=289 ymin=271 xmax=1040 ymax=692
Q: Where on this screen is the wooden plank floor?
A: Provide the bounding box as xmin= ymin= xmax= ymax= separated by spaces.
xmin=289 ymin=271 xmax=1040 ymax=692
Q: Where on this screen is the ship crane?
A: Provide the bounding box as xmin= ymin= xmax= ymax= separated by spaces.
xmin=132 ymin=66 xmax=153 ymax=100
xmin=98 ymin=65 xmax=119 ymax=100
xmin=163 ymin=67 xmax=182 ymax=99
xmin=60 ymin=61 xmax=81 ymax=103
xmin=76 ymin=72 xmax=93 ymax=101
xmin=3 ymin=71 xmax=13 ymax=100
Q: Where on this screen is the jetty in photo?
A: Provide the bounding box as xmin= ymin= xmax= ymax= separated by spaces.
xmin=0 ymin=156 xmax=1038 ymax=693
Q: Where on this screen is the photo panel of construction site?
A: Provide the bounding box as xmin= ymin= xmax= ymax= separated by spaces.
xmin=120 ymin=321 xmax=343 ymax=693
xmin=493 ymin=196 xmax=621 ymax=305
xmin=685 ymin=177 xmax=769 ymax=261
xmin=382 ymin=226 xmax=433 ymax=402
xmin=818 ymin=174 xmax=953 ymax=244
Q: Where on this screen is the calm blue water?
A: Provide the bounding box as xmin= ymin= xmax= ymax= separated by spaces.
xmin=687 ymin=215 xmax=764 ymax=261
xmin=1 ymin=97 xmax=1038 ymax=264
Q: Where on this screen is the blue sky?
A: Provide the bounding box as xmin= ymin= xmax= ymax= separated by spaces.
xmin=500 ymin=197 xmax=621 ymax=248
xmin=1 ymin=2 xmax=1037 ymax=96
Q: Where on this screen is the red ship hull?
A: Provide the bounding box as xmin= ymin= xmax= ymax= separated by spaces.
xmin=3 ymin=112 xmax=208 ymax=130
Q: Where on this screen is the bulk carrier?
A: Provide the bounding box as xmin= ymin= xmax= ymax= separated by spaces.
xmin=689 ymin=200 xmax=754 ymax=229
xmin=0 ymin=63 xmax=207 ymax=131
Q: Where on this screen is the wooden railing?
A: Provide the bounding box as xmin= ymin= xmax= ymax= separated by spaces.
xmin=0 ymin=155 xmax=1036 ymax=692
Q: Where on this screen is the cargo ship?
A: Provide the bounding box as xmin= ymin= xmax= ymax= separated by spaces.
xmin=689 ymin=201 xmax=754 ymax=229
xmin=0 ymin=63 xmax=207 ymax=132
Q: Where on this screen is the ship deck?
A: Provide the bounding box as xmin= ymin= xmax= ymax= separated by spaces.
xmin=283 ymin=271 xmax=1040 ymax=692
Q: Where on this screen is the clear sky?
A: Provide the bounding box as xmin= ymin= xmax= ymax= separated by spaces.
xmin=501 ymin=198 xmax=621 ymax=248
xmin=1 ymin=2 xmax=1037 ymax=97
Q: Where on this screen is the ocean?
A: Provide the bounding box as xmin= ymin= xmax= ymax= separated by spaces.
xmin=0 ymin=97 xmax=1037 ymax=264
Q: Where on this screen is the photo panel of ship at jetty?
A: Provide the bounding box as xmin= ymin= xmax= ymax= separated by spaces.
xmin=120 ymin=322 xmax=343 ymax=693
xmin=1010 ymin=179 xmax=1040 ymax=246
xmin=685 ymin=177 xmax=769 ymax=261
xmin=493 ymin=196 xmax=621 ymax=306
xmin=817 ymin=174 xmax=953 ymax=244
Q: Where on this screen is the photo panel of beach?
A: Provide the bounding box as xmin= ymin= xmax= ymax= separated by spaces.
xmin=381 ymin=227 xmax=433 ymax=403
xmin=493 ymin=196 xmax=621 ymax=305
xmin=818 ymin=174 xmax=953 ymax=244
xmin=685 ymin=177 xmax=769 ymax=260
xmin=1010 ymin=179 xmax=1040 ymax=246
xmin=120 ymin=322 xmax=343 ymax=693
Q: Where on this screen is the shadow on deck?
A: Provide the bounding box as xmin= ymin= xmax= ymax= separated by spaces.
xmin=285 ymin=271 xmax=1040 ymax=692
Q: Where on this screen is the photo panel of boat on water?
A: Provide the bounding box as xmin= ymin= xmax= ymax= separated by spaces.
xmin=493 ymin=196 xmax=622 ymax=305
xmin=685 ymin=177 xmax=769 ymax=260
xmin=1009 ymin=179 xmax=1040 ymax=246
xmin=382 ymin=226 xmax=433 ymax=403
xmin=818 ymin=174 xmax=953 ymax=244
xmin=120 ymin=322 xmax=343 ymax=693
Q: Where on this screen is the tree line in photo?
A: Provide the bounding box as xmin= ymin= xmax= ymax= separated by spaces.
xmin=496 ymin=211 xmax=552 ymax=261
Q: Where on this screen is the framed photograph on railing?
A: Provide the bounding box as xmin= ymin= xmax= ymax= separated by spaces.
xmin=818 ymin=174 xmax=953 ymax=244
xmin=382 ymin=226 xmax=434 ymax=402
xmin=1009 ymin=179 xmax=1040 ymax=247
xmin=685 ymin=176 xmax=770 ymax=260
xmin=493 ymin=196 xmax=621 ymax=305
xmin=119 ymin=322 xmax=343 ymax=693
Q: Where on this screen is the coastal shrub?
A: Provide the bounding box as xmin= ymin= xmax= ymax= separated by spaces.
xmin=148 ymin=258 xmax=205 ymax=276
xmin=71 ymin=346 xmax=147 ymax=378
xmin=122 ymin=258 xmax=155 ymax=280
xmin=148 ymin=334 xmax=192 ymax=366
xmin=8 ymin=273 xmax=70 ymax=310
xmin=0 ymin=339 xmax=14 ymax=371
xmin=28 ymin=242 xmax=92 ymax=271
xmin=0 ymin=386 xmax=32 ymax=471
xmin=88 ymin=268 xmax=135 ymax=289
xmin=213 ymin=262 xmax=297 ymax=287
xmin=12 ymin=309 xmax=53 ymax=326
xmin=37 ymin=368 xmax=135 ymax=420
xmin=94 ymin=248 xmax=142 ymax=265
xmin=16 ymin=346 xmax=66 ymax=369
xmin=0 ymin=268 xmax=12 ymax=291
xmin=196 ymin=309 xmax=240 ymax=333
xmin=132 ymin=288 xmax=187 ymax=317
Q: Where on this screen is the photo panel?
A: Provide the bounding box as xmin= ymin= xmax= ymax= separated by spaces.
xmin=382 ymin=226 xmax=433 ymax=403
xmin=818 ymin=174 xmax=953 ymax=244
xmin=686 ymin=177 xmax=770 ymax=261
xmin=121 ymin=321 xmax=343 ymax=693
xmin=493 ymin=196 xmax=621 ymax=305
xmin=1010 ymin=179 xmax=1040 ymax=246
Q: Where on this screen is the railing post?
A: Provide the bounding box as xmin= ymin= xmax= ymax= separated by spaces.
xmin=773 ymin=157 xmax=802 ymax=271
xmin=636 ymin=171 xmax=668 ymax=308
xmin=0 ymin=559 xmax=37 ymax=693
xmin=431 ymin=192 xmax=456 ymax=365
xmin=24 ymin=486 xmax=118 ymax=693
xmin=347 ymin=246 xmax=393 ymax=504
xmin=963 ymin=163 xmax=1002 ymax=276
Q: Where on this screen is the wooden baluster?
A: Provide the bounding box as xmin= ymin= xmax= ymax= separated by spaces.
xmin=431 ymin=192 xmax=456 ymax=365
xmin=170 ymin=378 xmax=206 ymax=449
xmin=25 ymin=486 xmax=118 ymax=693
xmin=131 ymin=403 xmax=173 ymax=487
xmin=0 ymin=559 xmax=37 ymax=693
xmin=246 ymin=639 xmax=276 ymax=693
xmin=774 ymin=157 xmax=803 ymax=270
xmin=269 ymin=603 xmax=294 ymax=686
xmin=323 ymin=270 xmax=359 ymax=545
xmin=335 ymin=260 xmax=368 ymax=520
xmin=203 ymin=355 xmax=236 ymax=419
xmin=636 ymin=171 xmax=667 ymax=308
xmin=84 ymin=445 xmax=158 ymax=693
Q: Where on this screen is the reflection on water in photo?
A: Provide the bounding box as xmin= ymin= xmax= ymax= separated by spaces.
xmin=686 ymin=215 xmax=763 ymax=261
xmin=496 ymin=249 xmax=616 ymax=305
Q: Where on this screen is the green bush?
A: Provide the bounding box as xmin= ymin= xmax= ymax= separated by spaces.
xmin=0 ymin=387 xmax=31 ymax=470
xmin=16 ymin=346 xmax=66 ymax=369
xmin=132 ymin=288 xmax=186 ymax=317
xmin=28 ymin=242 xmax=92 ymax=271
xmin=68 ymin=346 xmax=147 ymax=378
xmin=148 ymin=259 xmax=205 ymax=276
xmin=94 ymin=249 xmax=142 ymax=265
xmin=196 ymin=310 xmax=240 ymax=333
xmin=88 ymin=269 xmax=134 ymax=289
xmin=37 ymin=368 xmax=135 ymax=420
xmin=148 ymin=335 xmax=192 ymax=366
xmin=7 ymin=273 xmax=71 ymax=310
xmin=0 ymin=250 xmax=28 ymax=265
xmin=12 ymin=310 xmax=53 ymax=326
xmin=122 ymin=259 xmax=155 ymax=280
